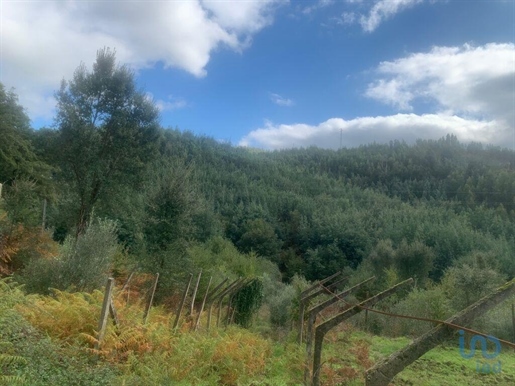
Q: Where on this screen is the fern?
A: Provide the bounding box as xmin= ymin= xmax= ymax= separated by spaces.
xmin=0 ymin=375 xmax=26 ymax=386
xmin=0 ymin=342 xmax=27 ymax=386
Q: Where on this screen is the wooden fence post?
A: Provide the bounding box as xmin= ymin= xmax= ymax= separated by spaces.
xmin=207 ymin=278 xmax=241 ymax=330
xmin=189 ymin=269 xmax=203 ymax=316
xmin=219 ymin=279 xmax=245 ymax=327
xmin=173 ymin=273 xmax=193 ymax=331
xmin=304 ymin=276 xmax=375 ymax=384
xmin=216 ymin=278 xmax=245 ymax=328
xmin=206 ymin=278 xmax=228 ymax=304
xmin=121 ymin=269 xmax=136 ymax=307
xmin=226 ymin=279 xmax=255 ymax=327
xmin=143 ymin=273 xmax=159 ymax=323
xmin=312 ymin=278 xmax=413 ymax=386
xmin=194 ymin=276 xmax=212 ymax=331
xmin=96 ymin=277 xmax=115 ymax=350
xmin=299 ymin=271 xmax=343 ymax=344
xmin=365 ymin=279 xmax=515 ymax=386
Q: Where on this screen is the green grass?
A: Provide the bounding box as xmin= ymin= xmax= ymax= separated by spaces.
xmin=308 ymin=327 xmax=515 ymax=385
xmin=391 ymin=345 xmax=515 ymax=386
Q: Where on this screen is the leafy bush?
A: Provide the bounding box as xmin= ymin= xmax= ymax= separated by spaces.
xmin=441 ymin=252 xmax=506 ymax=310
xmin=20 ymin=218 xmax=120 ymax=294
xmin=385 ymin=286 xmax=453 ymax=337
xmin=268 ymin=283 xmax=296 ymax=328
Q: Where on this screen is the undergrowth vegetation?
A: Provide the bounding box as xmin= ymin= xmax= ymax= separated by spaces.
xmin=3 ymin=275 xmax=515 ymax=385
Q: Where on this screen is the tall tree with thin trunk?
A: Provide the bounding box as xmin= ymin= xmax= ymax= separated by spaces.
xmin=54 ymin=48 xmax=160 ymax=235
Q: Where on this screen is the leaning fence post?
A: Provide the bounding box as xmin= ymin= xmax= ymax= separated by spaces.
xmin=216 ymin=278 xmax=244 ymax=328
xmin=304 ymin=276 xmax=375 ymax=385
xmin=189 ymin=269 xmax=203 ymax=316
xmin=173 ymin=273 xmax=193 ymax=331
xmin=365 ymin=279 xmax=515 ymax=386
xmin=207 ymin=278 xmax=240 ymax=330
xmin=96 ymin=277 xmax=115 ymax=350
xmin=299 ymin=271 xmax=343 ymax=344
xmin=312 ymin=278 xmax=413 ymax=386
xmin=143 ymin=273 xmax=159 ymax=324
xmin=194 ymin=276 xmax=212 ymax=331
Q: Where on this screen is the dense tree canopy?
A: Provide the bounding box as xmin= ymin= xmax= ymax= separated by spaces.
xmin=54 ymin=48 xmax=161 ymax=234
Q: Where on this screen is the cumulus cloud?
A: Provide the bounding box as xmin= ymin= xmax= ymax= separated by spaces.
xmin=1 ymin=1 xmax=282 ymax=121
xmin=360 ymin=0 xmax=423 ymax=32
xmin=241 ymin=42 xmax=514 ymax=150
xmin=270 ymin=93 xmax=294 ymax=107
xmin=365 ymin=43 xmax=515 ymax=125
xmin=239 ymin=114 xmax=503 ymax=149
xmin=202 ymin=0 xmax=283 ymax=33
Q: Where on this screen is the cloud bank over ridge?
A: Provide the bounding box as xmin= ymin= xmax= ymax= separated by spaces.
xmin=241 ymin=43 xmax=515 ymax=149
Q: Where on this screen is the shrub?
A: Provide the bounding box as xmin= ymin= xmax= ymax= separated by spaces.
xmin=384 ymin=286 xmax=452 ymax=337
xmin=20 ymin=218 xmax=120 ymax=294
xmin=268 ymin=284 xmax=296 ymax=328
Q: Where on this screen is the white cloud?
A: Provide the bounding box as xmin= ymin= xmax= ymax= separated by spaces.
xmin=365 ymin=43 xmax=515 ymax=126
xmin=331 ymin=0 xmax=426 ymax=32
xmin=239 ymin=114 xmax=504 ymax=149
xmin=241 ymin=42 xmax=514 ymax=150
xmin=146 ymin=93 xmax=187 ymax=112
xmin=201 ymin=0 xmax=284 ymax=33
xmin=156 ymin=98 xmax=188 ymax=112
xmin=360 ymin=0 xmax=424 ymax=32
xmin=270 ymin=93 xmax=294 ymax=107
xmin=303 ymin=0 xmax=335 ymax=15
xmin=341 ymin=12 xmax=357 ymax=25
xmin=1 ymin=1 xmax=283 ymax=121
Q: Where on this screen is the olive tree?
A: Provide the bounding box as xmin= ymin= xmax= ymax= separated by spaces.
xmin=54 ymin=48 xmax=160 ymax=235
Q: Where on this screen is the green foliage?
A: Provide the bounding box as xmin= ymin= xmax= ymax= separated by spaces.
xmin=2 ymin=179 xmax=41 ymax=227
xmin=366 ymin=239 xmax=396 ymax=280
xmin=237 ymin=218 xmax=282 ymax=261
xmin=143 ymin=159 xmax=197 ymax=253
xmin=264 ymin=278 xmax=296 ymax=328
xmin=0 ymin=83 xmax=51 ymax=188
xmin=20 ymin=218 xmax=120 ymax=293
xmin=0 ymin=279 xmax=116 ymax=385
xmin=54 ymin=48 xmax=160 ymax=234
xmin=0 ymin=342 xmax=27 ymax=386
xmin=188 ymin=237 xmax=274 ymax=283
xmin=385 ymin=286 xmax=453 ymax=337
xmin=394 ymin=240 xmax=435 ymax=287
xmin=233 ymin=279 xmax=264 ymax=328
xmin=441 ymin=252 xmax=506 ymax=310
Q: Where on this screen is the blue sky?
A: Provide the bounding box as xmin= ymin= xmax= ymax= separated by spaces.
xmin=2 ymin=0 xmax=514 ymax=149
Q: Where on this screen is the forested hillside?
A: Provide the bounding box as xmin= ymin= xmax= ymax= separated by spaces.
xmin=1 ymin=51 xmax=514 ymax=288
xmin=2 ymin=50 xmax=515 ymax=385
